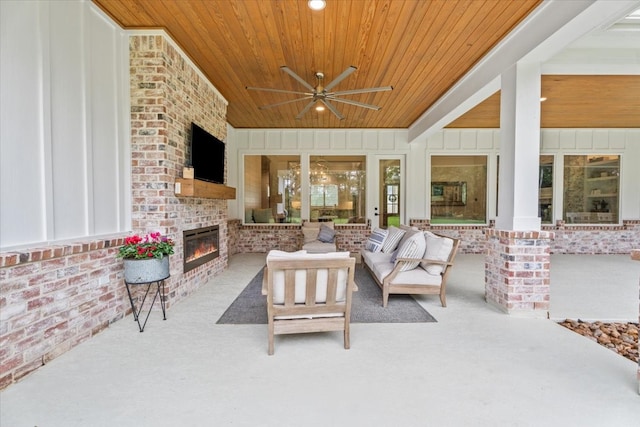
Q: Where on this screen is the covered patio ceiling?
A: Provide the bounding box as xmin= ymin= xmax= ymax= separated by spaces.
xmin=93 ymin=0 xmax=640 ymax=131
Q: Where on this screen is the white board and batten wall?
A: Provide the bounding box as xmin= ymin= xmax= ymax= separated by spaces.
xmin=0 ymin=1 xmax=131 ymax=249
xmin=229 ymin=127 xmax=640 ymax=225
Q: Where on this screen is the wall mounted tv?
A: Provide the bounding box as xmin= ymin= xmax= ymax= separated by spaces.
xmin=189 ymin=122 xmax=225 ymax=184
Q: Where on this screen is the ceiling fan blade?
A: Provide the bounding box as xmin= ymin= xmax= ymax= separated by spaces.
xmin=281 ymin=66 xmax=316 ymax=92
xmin=295 ymin=100 xmax=317 ymax=120
xmin=320 ymin=99 xmax=345 ymax=120
xmin=323 ymin=66 xmax=357 ymax=91
xmin=246 ymin=86 xmax=312 ymax=96
xmin=330 ymin=86 xmax=393 ymax=96
xmin=325 ymin=96 xmax=381 ymax=111
xmin=258 ymin=96 xmax=314 ymax=110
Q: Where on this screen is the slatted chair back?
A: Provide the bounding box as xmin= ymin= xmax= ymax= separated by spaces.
xmin=265 ymin=255 xmax=356 ymax=355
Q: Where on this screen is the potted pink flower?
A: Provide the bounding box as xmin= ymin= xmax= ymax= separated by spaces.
xmin=117 ymin=232 xmax=174 ymax=283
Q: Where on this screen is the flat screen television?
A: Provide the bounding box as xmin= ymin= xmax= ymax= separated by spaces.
xmin=189 ymin=122 xmax=225 ymax=184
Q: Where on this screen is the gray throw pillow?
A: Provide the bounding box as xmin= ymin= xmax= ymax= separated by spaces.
xmin=365 ymin=227 xmax=388 ymax=252
xmin=317 ymin=224 xmax=336 ymax=243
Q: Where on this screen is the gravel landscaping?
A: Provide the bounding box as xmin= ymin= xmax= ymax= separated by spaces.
xmin=559 ymin=319 xmax=639 ymax=363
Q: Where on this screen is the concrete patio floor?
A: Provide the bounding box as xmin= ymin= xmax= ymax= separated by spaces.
xmin=1 ymin=253 xmax=638 ymax=426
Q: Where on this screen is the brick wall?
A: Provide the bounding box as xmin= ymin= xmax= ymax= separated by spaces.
xmin=227 ymin=219 xmax=640 ymax=256
xmin=0 ymin=237 xmax=129 ymax=389
xmin=485 ymin=229 xmax=554 ymax=315
xmin=411 ymin=219 xmax=639 ymax=255
xmin=228 ymin=222 xmax=372 ymax=255
xmin=129 ymin=34 xmax=229 ymax=303
xmin=547 ymin=220 xmax=640 ymax=254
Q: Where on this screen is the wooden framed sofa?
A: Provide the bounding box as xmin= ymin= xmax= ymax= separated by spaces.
xmin=360 ymin=226 xmax=460 ymax=307
xmin=262 ymin=250 xmax=357 ymax=355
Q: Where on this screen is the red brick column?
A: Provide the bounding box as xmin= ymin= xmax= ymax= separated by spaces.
xmin=632 ymin=249 xmax=640 ymax=395
xmin=485 ymin=229 xmax=554 ymax=316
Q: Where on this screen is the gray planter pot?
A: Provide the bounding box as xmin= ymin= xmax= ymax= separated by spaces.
xmin=123 ymin=257 xmax=170 ymax=284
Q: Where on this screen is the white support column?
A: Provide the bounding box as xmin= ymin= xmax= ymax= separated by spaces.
xmin=486 ymin=61 xmax=551 ymax=317
xmin=496 ymin=62 xmax=542 ymax=231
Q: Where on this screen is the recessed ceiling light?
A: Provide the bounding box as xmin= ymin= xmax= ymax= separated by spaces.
xmin=315 ymin=104 xmax=325 ymax=111
xmin=540 ymin=97 xmax=548 ymax=102
xmin=308 ymin=0 xmax=326 ymax=11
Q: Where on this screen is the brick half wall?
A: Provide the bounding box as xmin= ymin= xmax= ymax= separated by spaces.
xmin=228 ymin=222 xmax=371 ymax=255
xmin=0 ymin=236 xmax=130 ymax=389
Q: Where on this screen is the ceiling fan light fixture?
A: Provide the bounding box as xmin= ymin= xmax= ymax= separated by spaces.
xmin=308 ymin=0 xmax=326 ymax=11
xmin=247 ymin=65 xmax=392 ymax=120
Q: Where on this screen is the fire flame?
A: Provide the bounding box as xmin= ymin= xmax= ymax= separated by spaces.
xmin=186 ymin=242 xmax=218 ymax=263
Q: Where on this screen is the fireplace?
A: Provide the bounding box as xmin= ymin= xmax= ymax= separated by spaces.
xmin=183 ymin=225 xmax=219 ymax=273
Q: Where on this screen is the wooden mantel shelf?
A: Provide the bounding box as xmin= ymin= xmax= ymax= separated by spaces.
xmin=174 ymin=178 xmax=236 ymax=200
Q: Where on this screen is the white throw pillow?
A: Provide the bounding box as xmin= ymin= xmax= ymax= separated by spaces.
xmin=302 ymin=227 xmax=319 ymax=244
xmin=420 ymin=231 xmax=454 ymax=275
xmin=394 ymin=231 xmax=426 ymax=271
xmin=381 ymin=226 xmax=406 ymax=253
xmin=390 ymin=228 xmax=419 ymax=263
xmin=365 ymin=227 xmax=388 ymax=253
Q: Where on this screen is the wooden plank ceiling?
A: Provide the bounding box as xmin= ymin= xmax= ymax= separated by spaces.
xmin=95 ymin=0 xmax=640 ymax=130
xmin=448 ymin=75 xmax=640 ymax=128
xmin=93 ymin=0 xmax=545 ymax=129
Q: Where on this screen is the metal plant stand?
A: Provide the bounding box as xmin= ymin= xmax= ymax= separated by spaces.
xmin=124 ymin=278 xmax=167 ymax=332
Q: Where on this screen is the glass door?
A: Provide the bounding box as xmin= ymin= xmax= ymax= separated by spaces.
xmin=373 ymin=157 xmax=403 ymax=228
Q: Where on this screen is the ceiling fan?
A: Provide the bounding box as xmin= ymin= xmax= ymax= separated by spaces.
xmin=246 ymin=66 xmax=393 ymax=120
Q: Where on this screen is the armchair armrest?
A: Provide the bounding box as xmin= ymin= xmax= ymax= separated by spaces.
xmin=261 ymin=266 xmax=268 ymax=295
xmin=385 ymin=257 xmax=454 ymax=283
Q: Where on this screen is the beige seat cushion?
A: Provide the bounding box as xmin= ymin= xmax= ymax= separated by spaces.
xmin=302 ymin=241 xmax=337 ymax=253
xmin=266 ymin=250 xmax=351 ymax=304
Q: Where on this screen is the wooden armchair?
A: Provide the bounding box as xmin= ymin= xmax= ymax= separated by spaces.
xmin=263 ymin=251 xmax=357 ymax=355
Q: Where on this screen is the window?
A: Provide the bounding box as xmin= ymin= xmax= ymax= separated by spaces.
xmin=310 ymin=184 xmax=338 ymax=206
xmin=309 ymin=156 xmax=366 ymax=223
xmin=430 ymin=156 xmax=487 ymax=224
xmin=380 ymin=159 xmax=401 ymax=228
xmin=386 ymin=185 xmax=399 ymax=215
xmin=243 ymin=154 xmax=365 ymax=224
xmin=243 ymin=155 xmax=300 ymax=223
xmin=539 ymin=155 xmax=554 ymax=224
xmin=563 ymin=155 xmax=619 ymax=224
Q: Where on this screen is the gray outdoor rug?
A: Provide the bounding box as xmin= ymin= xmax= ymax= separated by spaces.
xmin=216 ymin=265 xmax=436 ymax=324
